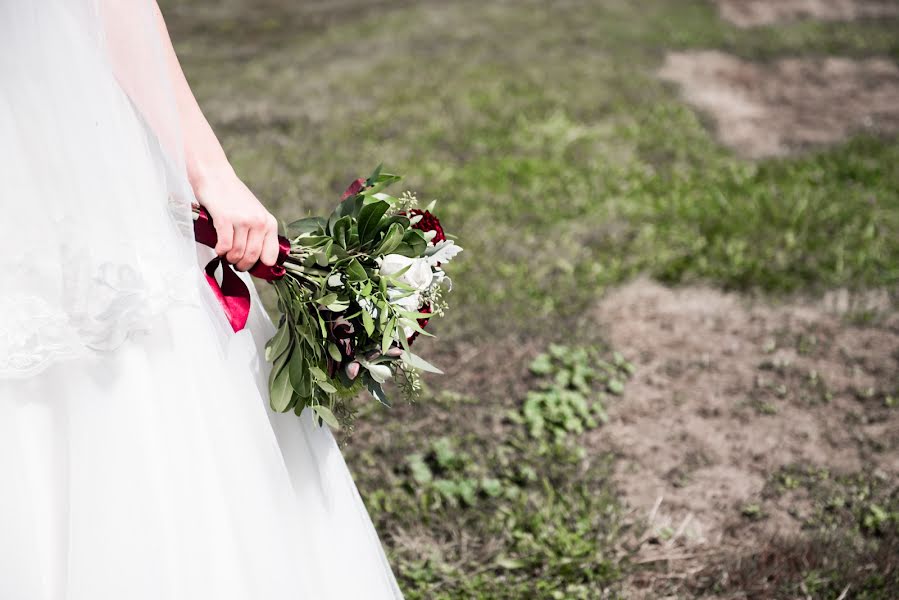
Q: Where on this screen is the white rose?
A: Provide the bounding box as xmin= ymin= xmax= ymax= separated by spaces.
xmin=378 ymin=254 xmax=434 ymax=292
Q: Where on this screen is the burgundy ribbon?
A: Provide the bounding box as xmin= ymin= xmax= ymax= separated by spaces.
xmin=193 ymin=180 xmax=364 ymax=332
xmin=193 ymin=206 xmax=290 ymax=332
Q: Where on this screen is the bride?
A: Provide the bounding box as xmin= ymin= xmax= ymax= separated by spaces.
xmin=0 ymin=1 xmax=404 ymax=598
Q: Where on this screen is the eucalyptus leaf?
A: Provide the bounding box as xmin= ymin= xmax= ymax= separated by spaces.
xmin=288 ymin=349 xmax=312 ymax=398
xmin=327 ymin=342 xmax=342 ymax=362
xmin=402 ymin=350 xmax=444 ymax=374
xmin=269 ymin=358 xmax=294 ymax=412
xmin=312 ymin=405 xmax=340 ymax=429
xmin=315 ymin=379 xmax=337 ymax=394
xmin=269 ymin=346 xmax=291 ymax=387
xmin=264 ymin=323 xmax=290 ymax=362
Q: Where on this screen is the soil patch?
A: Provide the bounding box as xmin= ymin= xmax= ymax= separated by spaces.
xmin=587 ymin=279 xmax=898 ymax=557
xmin=716 ymin=0 xmax=899 ymax=28
xmin=658 ymin=51 xmax=899 ymax=158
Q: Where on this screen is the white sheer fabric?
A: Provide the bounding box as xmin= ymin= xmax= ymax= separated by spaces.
xmin=0 ymin=1 xmax=404 ymax=598
xmin=0 ymin=0 xmax=198 ymax=377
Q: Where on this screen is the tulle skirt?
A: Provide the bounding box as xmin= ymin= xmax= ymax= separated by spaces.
xmin=0 ymin=293 xmax=403 ymax=599
xmin=1 ymin=2 xmax=402 ymax=596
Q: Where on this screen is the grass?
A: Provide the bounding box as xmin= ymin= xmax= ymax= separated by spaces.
xmin=168 ymin=0 xmax=899 ymax=342
xmin=161 ymin=0 xmax=899 ymax=596
xmin=351 ymin=344 xmax=629 ymax=598
xmin=691 ymin=465 xmax=899 ymax=599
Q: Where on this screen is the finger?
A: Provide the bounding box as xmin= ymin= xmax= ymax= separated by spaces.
xmin=213 ymin=216 xmax=233 ymax=257
xmin=260 ymin=216 xmax=279 ymax=267
xmin=237 ymin=227 xmax=265 ymax=271
xmin=226 ymin=224 xmax=249 ymax=266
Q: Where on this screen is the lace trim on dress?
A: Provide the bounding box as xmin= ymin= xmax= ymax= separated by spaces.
xmin=0 ymin=260 xmax=199 ymax=379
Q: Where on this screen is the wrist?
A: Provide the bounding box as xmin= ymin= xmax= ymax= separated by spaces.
xmin=189 ymin=162 xmax=237 ymax=201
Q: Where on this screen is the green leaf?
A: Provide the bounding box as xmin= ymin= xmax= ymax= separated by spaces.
xmin=366 ymin=163 xmax=383 ymax=184
xmin=374 ymin=222 xmax=405 ymax=256
xmin=317 ymin=293 xmax=338 ymax=306
xmin=346 ymin=258 xmax=368 ymax=282
xmin=295 ymin=235 xmax=331 ymax=247
xmin=357 ymin=200 xmax=391 ymax=244
xmin=397 ymin=309 xmax=435 ymax=320
xmin=401 ymin=229 xmax=428 ymax=257
xmin=367 ymin=381 xmax=391 ymax=407
xmin=286 ymin=216 xmax=325 ymax=236
xmin=377 ymin=299 xmax=389 ymax=325
xmin=269 ymin=357 xmax=294 ymax=412
xmin=327 ymin=209 xmax=340 ymax=237
xmin=377 ymin=215 xmax=411 ymax=233
xmin=312 ymin=405 xmax=340 ymax=429
xmin=340 ymin=194 xmax=364 ymax=220
xmin=327 ymin=342 xmax=342 ymax=362
xmin=315 ymin=379 xmax=337 ymax=394
xmin=332 ymin=216 xmax=352 ymax=248
xmin=309 ymin=365 xmax=328 ymax=381
xmin=402 ymin=350 xmax=443 ymax=374
xmin=381 ymin=316 xmax=397 ymax=355
xmin=399 ymin=317 xmax=434 ymax=338
xmin=326 ymin=301 xmax=350 ymax=312
xmin=264 ymin=323 xmax=290 ymax=362
xmin=361 ymin=309 xmax=375 ymax=337
xmin=288 ymin=348 xmax=312 ymax=398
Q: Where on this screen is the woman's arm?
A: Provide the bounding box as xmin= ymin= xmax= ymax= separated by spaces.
xmin=149 ymin=3 xmax=278 ymax=270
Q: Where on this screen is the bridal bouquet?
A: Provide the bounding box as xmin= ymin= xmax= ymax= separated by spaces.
xmin=193 ymin=167 xmax=461 ymax=428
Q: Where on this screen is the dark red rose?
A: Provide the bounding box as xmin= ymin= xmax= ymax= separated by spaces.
xmin=341 ymin=178 xmax=367 ymax=200
xmin=407 ymin=303 xmax=432 ymax=345
xmin=406 ymin=209 xmax=445 ymax=244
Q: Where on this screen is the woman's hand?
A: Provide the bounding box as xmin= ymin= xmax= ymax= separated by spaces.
xmin=194 ymin=170 xmax=280 ymax=271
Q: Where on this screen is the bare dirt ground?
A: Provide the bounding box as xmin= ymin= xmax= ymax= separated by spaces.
xmin=659 ymin=51 xmax=899 ymax=158
xmin=587 ymin=279 xmax=898 ymax=562
xmin=716 ymin=0 xmax=899 ymax=28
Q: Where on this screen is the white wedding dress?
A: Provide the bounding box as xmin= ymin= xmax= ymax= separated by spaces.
xmin=0 ymin=2 xmax=403 ymax=599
